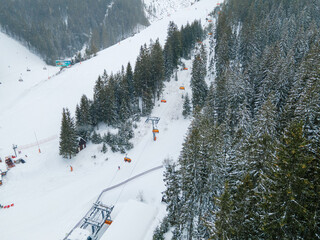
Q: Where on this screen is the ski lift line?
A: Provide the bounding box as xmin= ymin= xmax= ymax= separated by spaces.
xmin=95 ymin=125 xmax=160 ymax=205
xmin=110 ymin=128 xmax=157 ymax=206
xmin=111 ymin=137 xmax=152 ymax=205
xmin=0 ymin=65 xmax=50 ymax=81
xmin=96 ymin=165 xmax=163 ymax=201
xmin=112 ymin=164 xmax=164 ymax=206
xmin=101 ymin=158 xmax=124 ymax=195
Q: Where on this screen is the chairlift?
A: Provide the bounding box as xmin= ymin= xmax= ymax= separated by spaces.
xmin=105 ymin=219 xmax=113 ymax=225
xmin=124 ymin=156 xmax=131 ymax=163
xmin=152 ymin=129 xmax=159 ymax=133
xmin=161 ymin=99 xmax=167 ymax=103
xmin=179 ymin=86 xmax=185 ymax=90
xmin=183 ymin=67 xmax=188 ymax=70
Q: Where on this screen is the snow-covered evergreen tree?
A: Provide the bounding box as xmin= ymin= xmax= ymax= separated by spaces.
xmin=59 ymin=108 xmax=78 ymax=159
xmin=182 ymin=93 xmax=191 ymax=118
xmin=190 ymin=51 xmax=208 ymax=109
xmin=264 ymin=121 xmax=320 ymax=239
xmin=75 ymin=94 xmax=93 ymax=140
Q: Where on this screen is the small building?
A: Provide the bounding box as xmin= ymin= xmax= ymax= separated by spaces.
xmin=5 ymin=157 xmax=15 ymax=168
xmin=78 ymin=137 xmax=87 ymax=152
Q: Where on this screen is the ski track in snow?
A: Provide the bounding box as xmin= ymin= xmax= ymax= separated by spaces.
xmin=0 ymin=0 xmax=221 ymax=239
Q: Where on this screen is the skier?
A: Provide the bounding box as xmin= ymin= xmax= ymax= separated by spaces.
xmin=118 ymin=166 xmax=120 ymax=170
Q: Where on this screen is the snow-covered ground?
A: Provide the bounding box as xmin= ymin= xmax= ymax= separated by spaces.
xmin=0 ymin=0 xmax=220 ymax=239
xmin=144 ymin=0 xmax=198 ymax=22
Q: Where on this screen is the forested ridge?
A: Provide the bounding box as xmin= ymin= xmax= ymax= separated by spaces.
xmin=59 ymin=20 xmax=204 ymax=158
xmin=156 ymin=0 xmax=320 ymax=239
xmin=0 ymin=0 xmax=148 ymax=64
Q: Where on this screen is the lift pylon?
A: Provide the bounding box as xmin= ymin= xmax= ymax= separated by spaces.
xmin=64 ymin=202 xmax=113 ymax=240
xmin=82 ymin=202 xmax=113 ymax=239
xmin=145 ymin=117 xmax=160 ymax=141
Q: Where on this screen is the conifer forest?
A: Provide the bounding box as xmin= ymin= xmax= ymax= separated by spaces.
xmin=57 ymin=0 xmax=320 ymax=238
xmin=155 ymin=0 xmax=320 ymax=239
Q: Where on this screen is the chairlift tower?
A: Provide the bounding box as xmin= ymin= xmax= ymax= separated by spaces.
xmin=64 ymin=202 xmax=114 ymax=240
xmin=81 ymin=202 xmax=113 ymax=238
xmin=146 ymin=117 xmax=160 ymax=141
xmin=12 ymin=144 xmax=18 ymax=157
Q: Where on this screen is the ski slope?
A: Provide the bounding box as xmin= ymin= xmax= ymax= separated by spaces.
xmin=0 ymin=0 xmax=220 ymax=239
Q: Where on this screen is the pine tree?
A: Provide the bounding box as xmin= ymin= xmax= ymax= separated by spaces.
xmin=166 ymin=21 xmax=182 ymax=68
xmin=163 ymin=161 xmax=181 ymax=226
xmin=125 ymin=62 xmax=136 ymax=111
xmin=190 ymin=52 xmax=208 ymax=109
xmin=75 ymin=94 xmax=92 ymax=140
xmin=176 ymin=114 xmax=226 ymax=239
xmin=295 ymin=42 xmax=320 ymax=145
xmin=59 ymin=108 xmax=78 ymax=159
xmin=150 ymin=39 xmax=165 ymax=101
xmin=214 ymin=69 xmax=229 ymax=124
xmin=134 ymin=44 xmax=153 ymax=114
xmin=118 ymin=71 xmax=131 ymax=123
xmin=101 ymin=142 xmax=108 ymax=153
xmin=163 ymin=41 xmax=174 ymax=81
xmin=92 ymin=76 xmax=106 ymax=123
xmin=103 ymin=74 xmax=119 ymax=125
xmin=211 ymin=182 xmax=234 ymax=240
xmin=264 ymin=121 xmax=320 ymax=239
xmin=91 ymin=130 xmax=102 ymax=144
xmin=230 ymin=173 xmax=260 ymax=239
xmin=182 ymin=94 xmax=191 ymax=118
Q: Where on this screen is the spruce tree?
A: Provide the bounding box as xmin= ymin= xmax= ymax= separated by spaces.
xmin=190 ymin=52 xmax=208 ymax=109
xmin=125 ymin=62 xmax=136 ymax=111
xmin=103 ymin=74 xmax=119 ymax=125
xmin=92 ymin=76 xmax=106 ymax=123
xmin=59 ymin=108 xmax=78 ymax=159
xmin=134 ymin=44 xmax=153 ymax=114
xmin=163 ymin=162 xmax=181 ymax=226
xmin=150 ymin=39 xmax=165 ymax=101
xmin=101 ymin=142 xmax=108 ymax=153
xmin=264 ymin=121 xmax=320 ymax=239
xmin=182 ymin=93 xmax=191 ymax=118
xmin=76 ymin=94 xmax=92 ymax=140
xmin=212 ymin=182 xmax=234 ymax=240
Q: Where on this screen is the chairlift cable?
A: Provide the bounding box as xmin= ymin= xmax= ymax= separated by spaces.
xmin=112 ymin=125 xmax=152 ymax=205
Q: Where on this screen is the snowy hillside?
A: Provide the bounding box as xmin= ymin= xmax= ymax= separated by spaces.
xmin=144 ymin=0 xmax=198 ymax=22
xmin=0 ymin=0 xmax=220 ymax=239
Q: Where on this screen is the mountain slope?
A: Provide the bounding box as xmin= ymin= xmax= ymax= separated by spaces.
xmin=0 ymin=0 xmax=148 ymax=64
xmin=0 ymin=0 xmax=220 ymax=239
